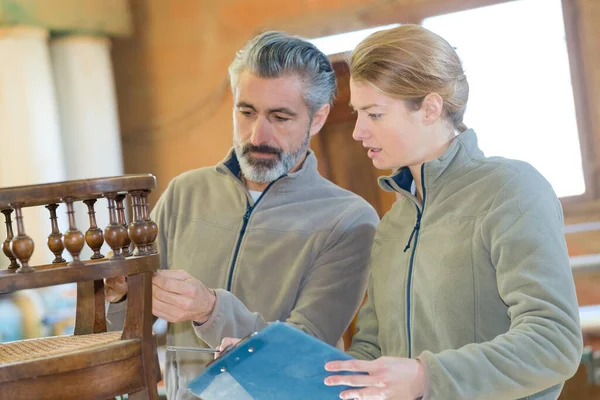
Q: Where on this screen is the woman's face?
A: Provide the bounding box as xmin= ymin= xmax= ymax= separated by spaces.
xmin=350 ymin=79 xmax=434 ymax=171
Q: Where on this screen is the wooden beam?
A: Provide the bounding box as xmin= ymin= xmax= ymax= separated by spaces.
xmin=562 ymin=0 xmax=599 ymax=201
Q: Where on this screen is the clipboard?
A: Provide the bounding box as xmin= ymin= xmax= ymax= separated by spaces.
xmin=187 ymin=321 xmax=363 ymax=399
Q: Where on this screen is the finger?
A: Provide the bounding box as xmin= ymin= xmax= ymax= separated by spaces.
xmin=104 ymin=276 xmax=120 ymax=287
xmin=108 ymin=275 xmax=126 ymax=283
xmin=152 ymin=296 xmax=180 ymax=315
xmin=105 ymin=276 xmax=118 ymax=285
xmin=104 ymin=276 xmax=127 ymax=291
xmin=105 ymin=280 xmax=127 ymax=292
xmin=324 ymin=374 xmax=383 ymax=388
xmin=105 ymin=280 xmax=128 ymax=302
xmin=152 ymin=285 xmax=189 ymax=308
xmin=214 ymin=343 xmax=232 ymax=360
xmin=325 ymin=360 xmax=375 ymax=373
xmin=214 ymin=336 xmax=240 ymax=358
xmin=152 ymin=274 xmax=195 ymax=295
xmin=155 ymin=269 xmax=191 ymax=281
xmin=214 ymin=344 xmax=235 ymax=360
xmin=105 ymin=291 xmax=125 ymax=303
xmin=105 ymin=287 xmax=125 ymax=299
xmin=339 ymin=387 xmax=386 ymax=400
xmin=152 ymin=306 xmax=181 ymax=323
xmin=220 ymin=344 xmax=233 ymax=353
xmin=152 ymin=298 xmax=186 ymax=322
xmin=105 ymin=290 xmax=127 ymax=301
xmin=219 ymin=337 xmax=241 ymax=350
xmin=153 ymin=295 xmax=183 ymax=316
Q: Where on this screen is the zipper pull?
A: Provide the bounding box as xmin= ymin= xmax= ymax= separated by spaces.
xmin=403 ymin=226 xmax=416 ymax=252
xmin=243 ymin=207 xmax=252 ymax=222
xmin=403 ymin=216 xmax=421 ymax=253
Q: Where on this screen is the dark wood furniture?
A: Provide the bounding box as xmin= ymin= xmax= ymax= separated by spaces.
xmin=0 ymin=174 xmax=161 ymax=400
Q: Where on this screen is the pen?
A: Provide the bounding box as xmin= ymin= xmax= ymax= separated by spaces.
xmin=166 ymin=346 xmax=221 ymax=353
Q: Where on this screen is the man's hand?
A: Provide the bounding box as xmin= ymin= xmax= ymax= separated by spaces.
xmin=214 ymin=337 xmax=242 ymax=359
xmin=324 ymin=357 xmax=426 ymax=400
xmin=152 ymin=269 xmax=217 ymax=324
xmin=105 ymin=276 xmax=128 ymax=303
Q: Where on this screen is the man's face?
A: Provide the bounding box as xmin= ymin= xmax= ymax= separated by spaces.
xmin=232 ymin=71 xmax=313 ymax=183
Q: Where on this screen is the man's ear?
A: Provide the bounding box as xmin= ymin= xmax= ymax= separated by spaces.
xmin=309 ymin=104 xmax=331 ymax=137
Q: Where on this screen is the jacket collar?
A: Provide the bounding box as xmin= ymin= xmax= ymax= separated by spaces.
xmin=378 ymin=129 xmax=483 ymax=196
xmin=215 ymin=148 xmax=319 ymax=191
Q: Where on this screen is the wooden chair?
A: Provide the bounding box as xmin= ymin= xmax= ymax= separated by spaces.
xmin=0 ymin=175 xmax=161 ymax=400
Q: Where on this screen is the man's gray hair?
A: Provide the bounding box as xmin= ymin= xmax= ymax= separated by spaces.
xmin=229 ymin=31 xmax=336 ymax=115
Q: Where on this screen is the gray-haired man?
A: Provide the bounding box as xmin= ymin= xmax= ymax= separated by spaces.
xmin=106 ymin=31 xmax=379 ymax=399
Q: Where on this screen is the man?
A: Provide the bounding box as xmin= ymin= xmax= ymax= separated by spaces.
xmin=106 ymin=31 xmax=379 ymax=400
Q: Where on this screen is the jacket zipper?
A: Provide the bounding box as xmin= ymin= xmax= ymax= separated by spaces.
xmin=226 ymin=177 xmax=282 ymax=291
xmin=405 ymin=164 xmax=426 ymax=358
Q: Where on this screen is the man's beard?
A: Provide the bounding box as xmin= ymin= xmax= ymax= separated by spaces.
xmin=234 ymin=131 xmax=311 ymax=183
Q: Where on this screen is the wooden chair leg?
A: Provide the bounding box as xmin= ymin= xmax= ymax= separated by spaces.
xmin=123 ymin=272 xmax=160 ymax=400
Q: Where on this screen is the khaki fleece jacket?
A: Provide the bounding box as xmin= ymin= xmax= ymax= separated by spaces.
xmin=108 ymin=150 xmax=379 ymax=400
xmin=347 ymin=129 xmax=582 ymax=400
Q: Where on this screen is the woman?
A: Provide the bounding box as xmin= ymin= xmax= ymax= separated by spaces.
xmin=323 ymin=24 xmax=582 ymax=399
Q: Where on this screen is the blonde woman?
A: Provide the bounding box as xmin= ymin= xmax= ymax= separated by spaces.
xmin=323 ymin=24 xmax=582 ymax=399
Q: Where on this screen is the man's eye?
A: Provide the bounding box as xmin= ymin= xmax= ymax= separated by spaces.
xmin=369 ymin=113 xmax=383 ymax=120
xmin=274 ymin=115 xmax=290 ymax=122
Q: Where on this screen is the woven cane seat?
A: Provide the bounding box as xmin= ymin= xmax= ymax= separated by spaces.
xmin=0 ymin=331 xmax=122 ymax=363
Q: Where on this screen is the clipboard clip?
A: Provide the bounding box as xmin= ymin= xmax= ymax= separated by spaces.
xmin=165 ymin=331 xmax=259 ymax=360
xmin=205 ymin=331 xmax=259 ymax=369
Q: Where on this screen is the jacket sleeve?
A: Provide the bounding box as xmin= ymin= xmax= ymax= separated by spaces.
xmin=417 ymin=170 xmax=583 ymax=400
xmin=346 ymin=277 xmax=382 ymax=360
xmin=106 ymin=178 xmax=174 ymax=331
xmin=193 ymin=202 xmax=379 ymax=348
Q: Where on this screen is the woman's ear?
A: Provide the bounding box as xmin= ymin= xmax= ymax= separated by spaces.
xmin=421 ymin=93 xmax=444 ymax=125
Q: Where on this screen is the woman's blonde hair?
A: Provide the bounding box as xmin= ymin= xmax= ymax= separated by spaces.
xmin=350 ymin=24 xmax=469 ymax=133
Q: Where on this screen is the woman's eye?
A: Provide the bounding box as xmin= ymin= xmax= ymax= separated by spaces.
xmin=369 ymin=113 xmax=383 ymax=120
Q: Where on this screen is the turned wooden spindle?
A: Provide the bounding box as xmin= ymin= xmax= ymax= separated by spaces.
xmin=2 ymin=209 xmax=19 ymax=269
xmin=141 ymin=191 xmax=158 ymax=255
xmin=62 ymin=198 xmax=85 ymax=266
xmin=104 ymin=193 xmax=128 ymax=260
xmin=10 ymin=204 xmax=35 ymax=273
xmin=128 ymin=191 xmax=149 ymax=256
xmin=45 ymin=204 xmax=66 ymax=263
xmin=115 ymin=194 xmax=133 ymax=257
xmin=83 ymin=199 xmax=105 ymax=260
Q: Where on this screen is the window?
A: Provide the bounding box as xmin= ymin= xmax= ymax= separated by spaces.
xmin=308 ymin=24 xmax=400 ymax=56
xmin=423 ymin=0 xmax=584 ymax=198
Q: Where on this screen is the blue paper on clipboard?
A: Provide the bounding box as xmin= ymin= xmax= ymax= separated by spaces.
xmin=187 ymin=321 xmax=362 ymax=399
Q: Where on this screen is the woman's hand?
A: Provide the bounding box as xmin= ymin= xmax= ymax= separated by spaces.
xmin=214 ymin=337 xmax=242 ymax=359
xmin=324 ymin=356 xmax=426 ymax=399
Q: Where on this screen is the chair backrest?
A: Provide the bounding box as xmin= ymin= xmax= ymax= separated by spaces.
xmin=0 ymin=174 xmax=162 ymax=400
